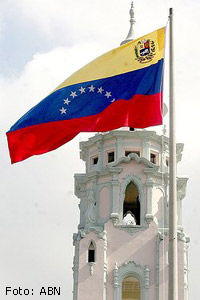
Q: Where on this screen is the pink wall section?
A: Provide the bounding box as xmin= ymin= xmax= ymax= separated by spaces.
xmin=106 ymin=220 xmax=158 ymax=300
xmin=99 ymin=187 xmax=111 ymax=220
xmin=118 ymin=161 xmax=146 ymax=183
xmin=153 ymin=188 xmax=164 ymax=225
xmin=78 ymin=232 xmax=105 ymax=300
xmin=77 ymin=226 xmax=186 ymax=300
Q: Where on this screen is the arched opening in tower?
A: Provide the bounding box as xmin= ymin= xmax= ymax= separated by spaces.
xmin=122 ymin=276 xmax=141 ymax=300
xmin=123 ymin=182 xmax=140 ymax=225
xmin=88 ymin=241 xmax=95 ymax=263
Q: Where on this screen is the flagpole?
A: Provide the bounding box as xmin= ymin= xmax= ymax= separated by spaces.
xmin=168 ymin=7 xmax=178 ymax=300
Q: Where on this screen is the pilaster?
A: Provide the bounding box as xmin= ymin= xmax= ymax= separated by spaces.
xmin=72 ymin=232 xmax=81 ymax=300
xmin=143 ymin=168 xmax=158 ymax=224
xmin=98 ymin=230 xmax=108 ymax=300
xmin=95 ymin=140 xmax=103 ymax=171
xmin=177 ymin=177 xmax=188 ymax=229
xmin=116 ymin=137 xmax=124 ymax=159
xmin=142 ymin=139 xmax=150 ymax=160
xmin=113 ymin=263 xmax=119 ymax=299
xmin=156 ymin=232 xmax=164 ymax=300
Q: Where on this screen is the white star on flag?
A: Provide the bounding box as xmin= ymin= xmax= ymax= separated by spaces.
xmin=70 ymin=91 xmax=77 ymax=98
xmin=88 ymin=85 xmax=95 ymax=92
xmin=60 ymin=107 xmax=67 ymax=114
xmin=79 ymin=87 xmax=86 ymax=94
xmin=105 ymin=91 xmax=112 ymax=98
xmin=63 ymin=98 xmax=71 ymax=105
xmin=97 ymin=87 xmax=104 ymax=94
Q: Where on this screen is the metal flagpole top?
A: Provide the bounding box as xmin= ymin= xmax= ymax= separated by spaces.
xmin=120 ymin=1 xmax=135 ymax=45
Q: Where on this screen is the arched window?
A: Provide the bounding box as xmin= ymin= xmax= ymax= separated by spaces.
xmin=123 ymin=182 xmax=140 ymax=225
xmin=88 ymin=241 xmax=95 ymax=263
xmin=122 ymin=276 xmax=141 ymax=300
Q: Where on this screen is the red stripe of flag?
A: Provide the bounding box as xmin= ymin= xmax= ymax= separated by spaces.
xmin=7 ymin=93 xmax=162 ymax=163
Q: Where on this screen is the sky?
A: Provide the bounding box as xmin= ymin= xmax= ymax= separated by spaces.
xmin=0 ymin=0 xmax=199 ymax=299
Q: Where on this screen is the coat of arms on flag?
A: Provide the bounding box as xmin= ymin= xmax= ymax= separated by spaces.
xmin=135 ymin=38 xmax=156 ymax=63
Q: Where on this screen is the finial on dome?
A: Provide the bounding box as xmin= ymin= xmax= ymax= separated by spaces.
xmin=121 ymin=1 xmax=135 ymax=45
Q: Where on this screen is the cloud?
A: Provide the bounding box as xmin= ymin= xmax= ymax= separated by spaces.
xmin=9 ymin=0 xmax=129 ymax=46
xmin=1 ymin=41 xmax=108 ymax=128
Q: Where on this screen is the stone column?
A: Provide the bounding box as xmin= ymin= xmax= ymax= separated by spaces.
xmin=164 ymin=174 xmax=169 ymax=228
xmin=142 ymin=139 xmax=150 ymax=160
xmin=98 ymin=230 xmax=108 ymax=300
xmin=95 ymin=140 xmax=103 ymax=171
xmin=156 ymin=232 xmax=164 ymax=300
xmin=177 ymin=178 xmax=188 ymax=230
xmin=116 ymin=137 xmax=123 ymax=159
xmin=109 ymin=168 xmax=122 ymax=224
xmin=72 ymin=232 xmax=81 ymax=300
xmin=78 ymin=187 xmax=86 ymax=230
xmin=144 ymin=173 xmax=155 ymax=224
xmin=183 ymin=238 xmax=190 ymax=300
xmin=144 ymin=265 xmax=150 ymax=300
xmin=113 ymin=263 xmax=119 ymax=300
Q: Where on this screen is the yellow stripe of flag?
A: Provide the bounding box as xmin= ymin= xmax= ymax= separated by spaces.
xmin=53 ymin=27 xmax=165 ymax=93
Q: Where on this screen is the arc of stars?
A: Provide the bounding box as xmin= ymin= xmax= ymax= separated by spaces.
xmin=59 ymin=84 xmax=117 ymax=116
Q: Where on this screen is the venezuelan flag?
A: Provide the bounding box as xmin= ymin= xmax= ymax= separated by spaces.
xmin=7 ymin=28 xmax=165 ymax=163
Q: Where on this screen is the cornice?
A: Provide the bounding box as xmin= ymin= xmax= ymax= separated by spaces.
xmin=108 ymin=153 xmax=158 ymax=169
xmin=80 ymin=227 xmax=104 ymax=238
xmin=80 ymin=130 xmax=165 ymax=150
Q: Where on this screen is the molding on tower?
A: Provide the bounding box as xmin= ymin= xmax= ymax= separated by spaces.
xmin=108 ymin=152 xmax=159 ymax=170
xmin=79 ymin=131 xmax=184 ymax=169
xmin=101 ymin=230 xmax=108 ymax=300
xmin=114 ymin=263 xmax=119 ymax=283
xmin=80 ymin=227 xmax=104 ymax=237
xmin=89 ymin=262 xmax=95 ymax=276
xmin=177 ymin=177 xmax=188 ymax=201
xmin=113 ymin=260 xmax=150 ymax=300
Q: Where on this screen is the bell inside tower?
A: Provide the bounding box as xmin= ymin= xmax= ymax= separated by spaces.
xmin=123 ymin=182 xmax=140 ymax=225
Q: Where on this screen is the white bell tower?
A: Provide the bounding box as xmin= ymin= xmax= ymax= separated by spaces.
xmin=72 ymin=128 xmax=189 ymax=300
xmin=72 ymin=3 xmax=189 ymax=300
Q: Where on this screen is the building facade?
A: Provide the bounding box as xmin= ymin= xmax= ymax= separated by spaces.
xmin=72 ymin=129 xmax=189 ymax=300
